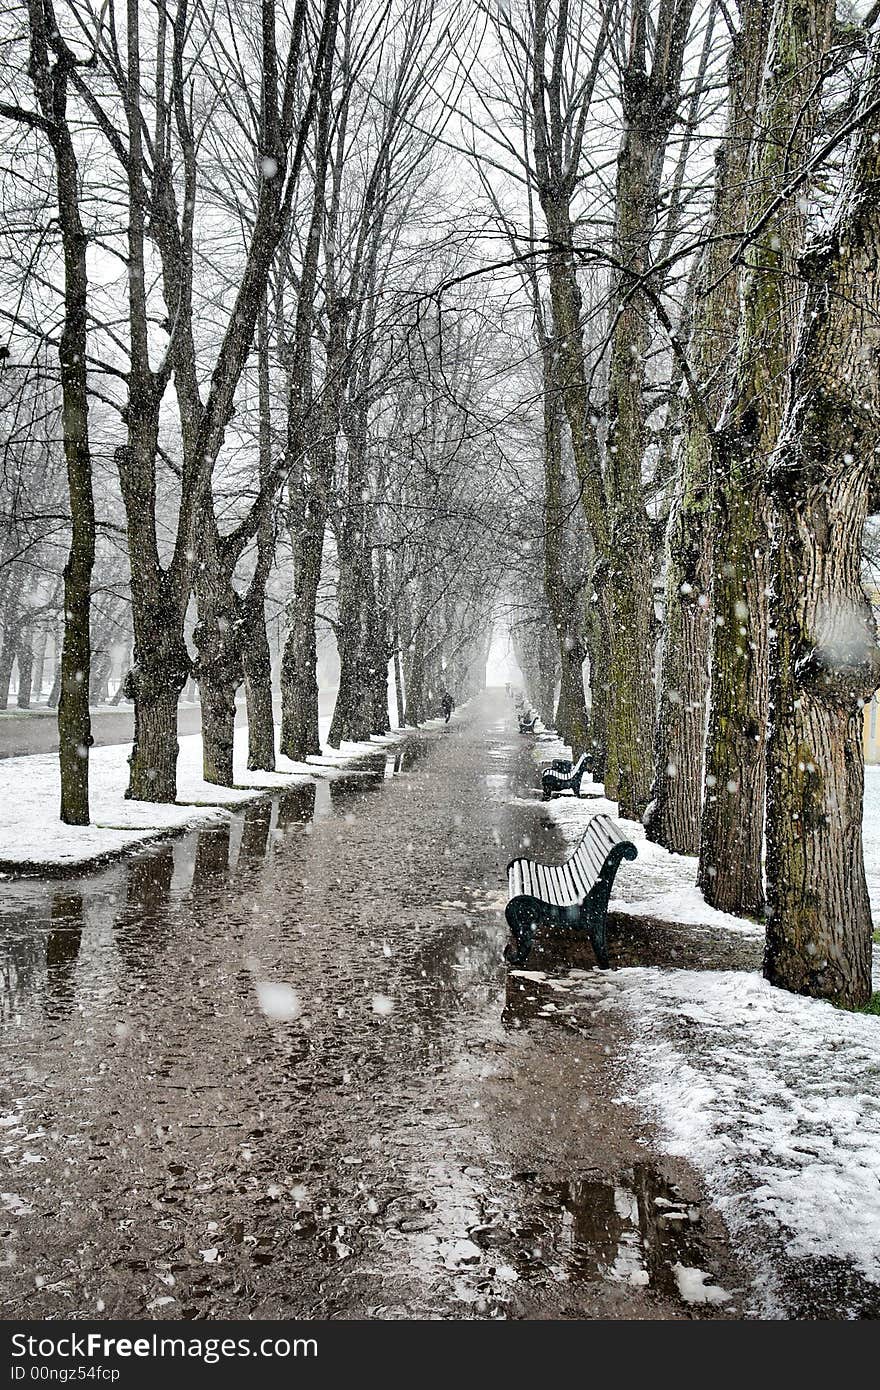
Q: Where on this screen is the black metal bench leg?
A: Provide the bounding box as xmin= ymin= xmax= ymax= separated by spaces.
xmin=504 ymin=901 xmax=535 ymax=967
xmin=588 ymin=912 xmax=609 ymax=969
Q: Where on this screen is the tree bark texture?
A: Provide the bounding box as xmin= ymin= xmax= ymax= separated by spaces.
xmin=647 ymin=0 xmax=773 ymax=854
xmin=764 ymin=36 xmax=880 ymax=1007
xmin=699 ymin=0 xmax=834 ymax=913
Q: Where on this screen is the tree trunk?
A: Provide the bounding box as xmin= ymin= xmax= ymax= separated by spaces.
xmin=646 ymin=471 xmax=712 ymax=852
xmin=47 ymin=650 xmax=62 ymax=709
xmin=404 ymin=618 xmax=427 ymax=726
xmin=126 ymin=674 xmax=182 ymax=802
xmin=0 ymin=625 xmax=17 ymax=711
xmin=541 ymin=334 xmax=590 ymax=756
xmin=11 ymin=6 xmax=98 ymax=818
xmin=764 ymin=34 xmax=880 ymax=1007
xmin=584 ymin=598 xmax=609 ymax=781
xmin=555 ymin=638 xmax=588 ymax=753
xmin=194 ymin=535 xmax=242 ymax=788
xmin=243 ymin=596 xmax=276 ymax=772
xmin=16 ymin=634 xmax=33 ymax=709
xmin=125 ymin=599 xmax=190 ymax=802
xmin=88 ymin=644 xmax=112 ymax=705
xmin=198 ymin=669 xmax=237 ymax=786
xmin=242 ymin=295 xmax=277 ymax=774
xmin=279 ymin=509 xmax=325 ymax=760
xmin=55 ymin=206 xmax=94 ymax=820
xmin=393 ymin=638 xmax=405 ymax=727
xmin=32 ymin=622 xmax=49 ymax=703
xmin=328 ymin=511 xmax=377 ymax=747
xmin=601 ymin=11 xmax=697 ymax=820
xmin=698 ymin=0 xmax=834 ymax=913
xmin=647 ymin=0 xmax=771 ymax=855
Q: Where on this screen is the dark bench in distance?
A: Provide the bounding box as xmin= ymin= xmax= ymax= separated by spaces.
xmin=541 ymin=751 xmax=589 ymax=798
xmin=519 ymin=710 xmax=538 ymax=734
xmin=503 ymin=813 xmax=637 ymax=968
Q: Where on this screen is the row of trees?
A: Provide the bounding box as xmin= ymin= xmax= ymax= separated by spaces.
xmin=2 ymin=0 xmax=879 ymax=1008
xmin=0 ymin=0 xmax=500 ymax=816
xmin=468 ymin=0 xmax=880 ymax=1009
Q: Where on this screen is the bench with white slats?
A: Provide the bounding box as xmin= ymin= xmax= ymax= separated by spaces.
xmin=541 ymin=751 xmax=589 ymax=799
xmin=503 ymin=813 xmax=637 ymax=968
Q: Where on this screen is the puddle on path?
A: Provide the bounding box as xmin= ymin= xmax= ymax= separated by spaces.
xmin=0 ymin=737 xmax=433 ymax=1027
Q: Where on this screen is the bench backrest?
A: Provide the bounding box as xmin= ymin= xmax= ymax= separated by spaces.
xmin=571 ymin=814 xmax=634 ymax=881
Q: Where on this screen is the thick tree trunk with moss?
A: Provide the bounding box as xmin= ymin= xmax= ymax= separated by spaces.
xmin=764 ymin=43 xmax=880 ymax=1007
xmin=646 ymin=459 xmax=713 ymax=853
xmin=699 ymin=0 xmax=834 ymax=913
xmin=647 ymin=0 xmax=772 ymax=854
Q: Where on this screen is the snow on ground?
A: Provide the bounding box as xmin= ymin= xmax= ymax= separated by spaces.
xmin=518 ymin=965 xmax=880 ymax=1308
xmin=529 ymin=966 xmax=880 ymax=1308
xmin=517 ymin=733 xmax=880 ymax=1307
xmin=0 ymin=714 xmax=407 ymax=871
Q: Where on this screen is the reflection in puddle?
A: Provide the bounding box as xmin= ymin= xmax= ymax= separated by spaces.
xmin=0 ymin=736 xmax=431 ymax=1025
xmin=389 ymin=1156 xmax=733 ymax=1316
xmin=492 ymin=1165 xmax=723 ymax=1304
xmin=45 ymin=889 xmax=83 ymax=1019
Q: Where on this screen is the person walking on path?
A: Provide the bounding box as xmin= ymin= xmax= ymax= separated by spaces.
xmin=441 ymin=691 xmax=454 ymax=723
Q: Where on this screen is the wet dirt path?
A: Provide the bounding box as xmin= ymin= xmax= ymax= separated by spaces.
xmin=0 ymin=693 xmax=749 ymax=1320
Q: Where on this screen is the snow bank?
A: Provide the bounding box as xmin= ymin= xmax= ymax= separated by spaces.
xmin=609 ymin=968 xmax=880 ymax=1299
xmin=0 ymin=715 xmax=405 ymax=872
xmin=523 ymin=742 xmax=880 ymax=1305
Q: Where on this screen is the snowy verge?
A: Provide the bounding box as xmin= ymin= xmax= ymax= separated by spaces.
xmin=518 ymin=964 xmax=880 ymax=1309
xmin=610 ymin=968 xmax=880 ymax=1305
xmin=0 ymin=715 xmax=408 ymax=873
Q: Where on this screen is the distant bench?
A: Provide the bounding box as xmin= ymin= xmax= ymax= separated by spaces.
xmin=541 ymin=751 xmax=589 ymax=799
xmin=518 ymin=711 xmax=538 ymax=734
xmin=503 ymin=813 xmax=637 ymax=968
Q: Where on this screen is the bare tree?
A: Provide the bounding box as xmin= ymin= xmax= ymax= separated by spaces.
xmin=1 ymin=0 xmax=96 ymax=822
xmin=647 ymin=0 xmax=773 ymax=854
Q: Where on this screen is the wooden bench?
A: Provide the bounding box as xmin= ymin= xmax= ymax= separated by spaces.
xmin=518 ymin=710 xmax=538 ymax=734
xmin=504 ymin=814 xmax=637 ymax=968
xmin=541 ymin=751 xmax=589 ymax=798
